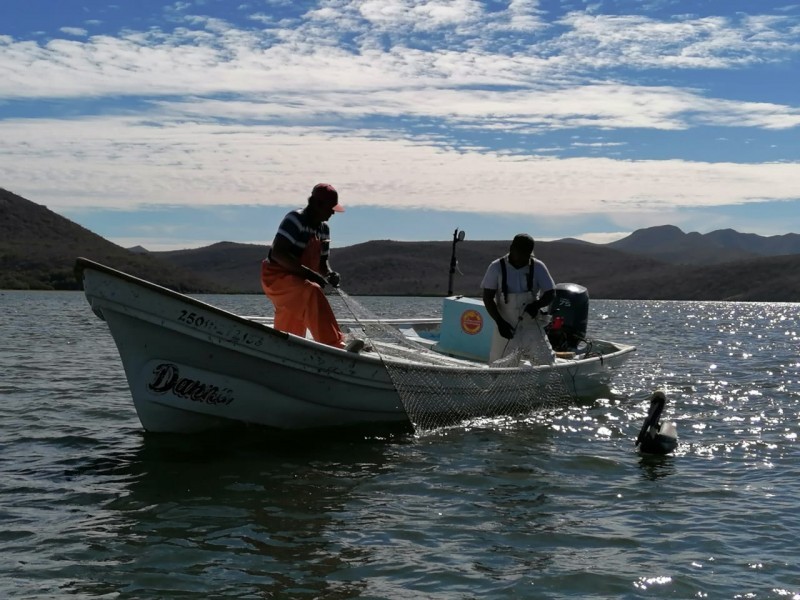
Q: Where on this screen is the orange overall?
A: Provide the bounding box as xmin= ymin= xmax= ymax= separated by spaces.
xmin=260 ymin=236 xmax=346 ymax=347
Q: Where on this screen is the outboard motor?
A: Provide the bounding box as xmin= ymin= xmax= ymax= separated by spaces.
xmin=636 ymin=391 xmax=678 ymax=455
xmin=546 ymin=283 xmax=589 ymax=352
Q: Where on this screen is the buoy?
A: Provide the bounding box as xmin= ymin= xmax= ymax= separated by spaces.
xmin=635 ymin=390 xmax=678 ymax=455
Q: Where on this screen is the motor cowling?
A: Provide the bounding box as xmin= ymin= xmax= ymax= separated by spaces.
xmin=546 ymin=283 xmax=589 ymax=352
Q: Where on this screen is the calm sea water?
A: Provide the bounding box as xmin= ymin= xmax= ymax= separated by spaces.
xmin=1 ymin=290 xmax=799 ymax=599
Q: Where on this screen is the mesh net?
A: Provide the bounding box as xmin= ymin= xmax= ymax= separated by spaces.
xmin=335 ymin=289 xmax=577 ymax=433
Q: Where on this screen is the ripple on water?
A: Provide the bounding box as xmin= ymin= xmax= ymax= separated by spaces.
xmin=2 ymin=294 xmax=800 ymax=598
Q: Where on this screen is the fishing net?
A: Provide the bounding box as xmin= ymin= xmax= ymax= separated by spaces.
xmin=335 ymin=289 xmax=577 ymax=433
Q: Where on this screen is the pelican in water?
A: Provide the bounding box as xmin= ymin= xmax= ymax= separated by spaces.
xmin=636 ymin=390 xmax=678 ymax=455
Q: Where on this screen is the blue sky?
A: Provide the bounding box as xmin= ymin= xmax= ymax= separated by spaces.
xmin=1 ymin=0 xmax=799 ymax=250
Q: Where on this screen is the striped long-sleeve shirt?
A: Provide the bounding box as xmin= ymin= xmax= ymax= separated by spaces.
xmin=271 ymin=209 xmax=330 ymax=259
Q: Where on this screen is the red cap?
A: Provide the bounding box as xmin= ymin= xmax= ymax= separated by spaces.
xmin=311 ymin=183 xmax=344 ymax=212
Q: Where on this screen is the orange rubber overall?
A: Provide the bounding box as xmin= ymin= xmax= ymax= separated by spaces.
xmin=261 ymin=236 xmax=346 ymax=347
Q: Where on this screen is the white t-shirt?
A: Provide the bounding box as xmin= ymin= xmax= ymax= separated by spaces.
xmin=481 ymin=255 xmax=555 ymax=297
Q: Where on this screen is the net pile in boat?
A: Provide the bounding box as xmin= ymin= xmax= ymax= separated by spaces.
xmin=336 ymin=290 xmax=576 ymax=433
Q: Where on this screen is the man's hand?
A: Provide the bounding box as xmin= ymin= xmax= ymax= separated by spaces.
xmin=326 ymin=271 xmax=341 ymax=287
xmin=304 ymin=268 xmax=328 ymax=287
xmin=496 ymin=319 xmax=514 ymax=339
xmin=525 ymin=302 xmax=540 ymax=317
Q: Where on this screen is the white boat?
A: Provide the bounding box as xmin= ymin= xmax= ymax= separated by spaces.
xmin=75 ymin=257 xmax=635 ymax=434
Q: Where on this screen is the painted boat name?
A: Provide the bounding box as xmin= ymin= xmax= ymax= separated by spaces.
xmin=148 ymin=363 xmax=235 ymax=405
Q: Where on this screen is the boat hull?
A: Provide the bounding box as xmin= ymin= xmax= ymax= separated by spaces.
xmin=79 ymin=261 xmax=408 ymax=433
xmin=76 ymin=258 xmax=635 ymax=434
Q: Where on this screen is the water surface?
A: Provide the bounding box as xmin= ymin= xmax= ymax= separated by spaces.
xmin=1 ymin=291 xmax=799 ymax=598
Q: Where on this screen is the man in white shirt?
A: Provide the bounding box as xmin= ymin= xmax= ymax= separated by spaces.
xmin=480 ymin=234 xmax=556 ymax=362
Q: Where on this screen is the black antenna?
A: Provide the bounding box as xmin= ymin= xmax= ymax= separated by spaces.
xmin=447 ymin=228 xmax=466 ymax=296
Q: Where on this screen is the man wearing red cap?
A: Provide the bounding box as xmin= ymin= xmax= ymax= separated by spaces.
xmin=261 ymin=183 xmax=347 ymax=347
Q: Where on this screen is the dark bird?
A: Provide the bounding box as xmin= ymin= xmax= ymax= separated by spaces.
xmin=636 ymin=390 xmax=678 ymax=455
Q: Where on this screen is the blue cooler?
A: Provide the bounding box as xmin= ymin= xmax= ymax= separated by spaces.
xmin=434 ymin=296 xmax=497 ymax=361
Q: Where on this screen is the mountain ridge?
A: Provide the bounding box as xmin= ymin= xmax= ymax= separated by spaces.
xmin=2 ymin=188 xmax=799 ymax=301
xmin=0 ymin=188 xmax=228 ymax=292
xmin=604 ymin=223 xmax=800 ymax=264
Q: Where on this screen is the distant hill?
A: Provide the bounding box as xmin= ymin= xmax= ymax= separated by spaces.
xmin=151 ymin=239 xmax=669 ymax=297
xmin=332 ymin=240 xmax=668 ymax=298
xmin=154 ymin=241 xmax=268 ymax=292
xmin=152 ymin=238 xmax=800 ymax=301
xmin=597 ymin=253 xmax=800 ymax=302
xmin=2 ymin=188 xmax=799 ymax=301
xmin=0 ymin=188 xmax=228 ymax=292
xmin=605 ymin=224 xmax=800 ymax=265
xmin=704 ymin=229 xmax=800 ymax=256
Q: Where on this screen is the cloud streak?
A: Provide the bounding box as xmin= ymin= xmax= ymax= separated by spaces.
xmin=2 ymin=116 xmax=798 ymax=214
xmin=1 ymin=5 xmax=798 ymax=104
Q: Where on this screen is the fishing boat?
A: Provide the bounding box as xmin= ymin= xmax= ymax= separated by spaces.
xmin=75 ymin=257 xmax=635 ymax=434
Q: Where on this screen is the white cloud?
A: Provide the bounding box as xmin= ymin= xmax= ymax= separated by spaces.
xmin=571 ymin=141 xmax=626 ymax=148
xmin=356 ymin=0 xmax=484 ymax=30
xmin=571 ymin=231 xmax=630 ymax=244
xmin=109 ymin=237 xmax=221 ymax=251
xmin=1 ymin=7 xmax=795 ymax=97
xmin=151 ymin=83 xmax=800 ymax=132
xmin=166 ymin=2 xmax=193 ymax=14
xmin=1 ymin=116 xmax=798 ymax=216
xmin=2 ymin=24 xmax=798 ymax=132
xmin=0 ymin=7 xmax=797 ymax=134
xmin=60 ymin=27 xmax=88 ymax=37
xmin=506 ymin=0 xmax=543 ymax=31
xmin=550 ymin=12 xmax=800 ymax=70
